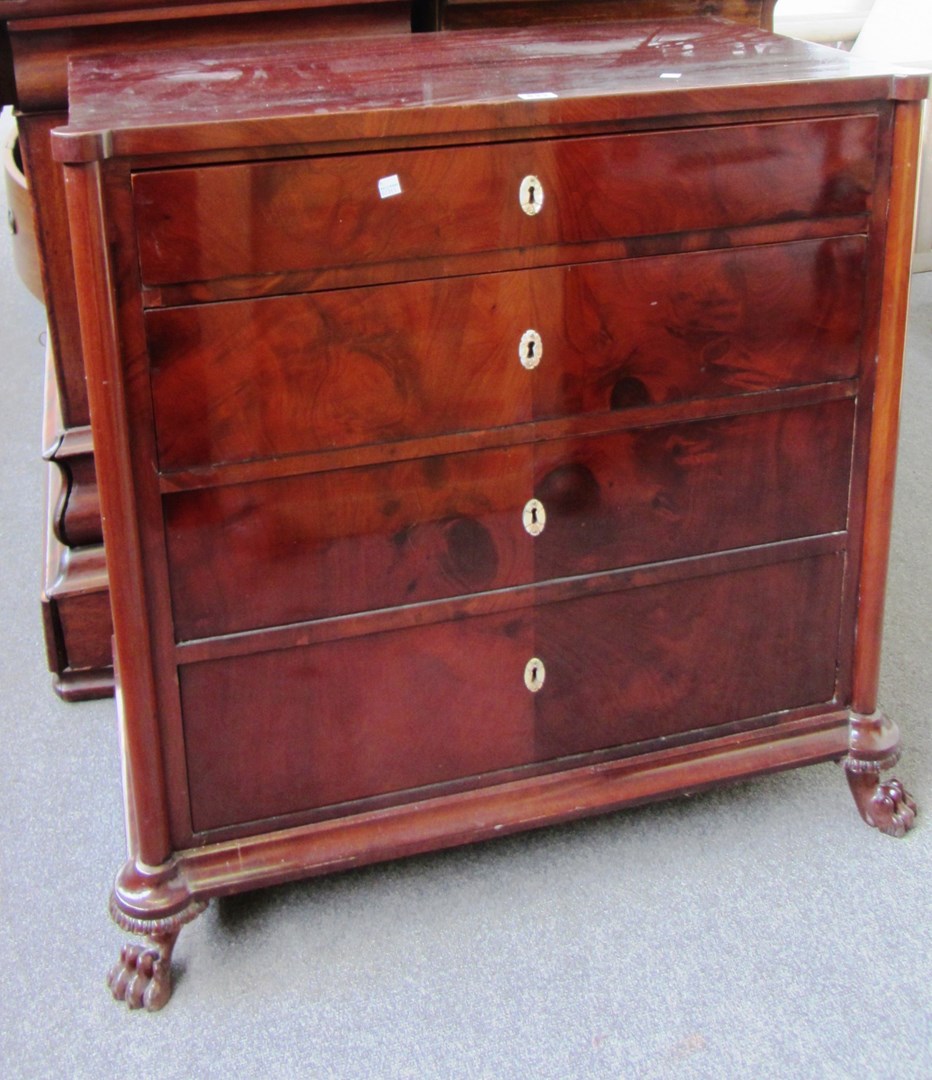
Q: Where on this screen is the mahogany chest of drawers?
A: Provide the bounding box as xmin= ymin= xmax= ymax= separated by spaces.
xmin=52 ymin=18 xmax=926 ymax=1010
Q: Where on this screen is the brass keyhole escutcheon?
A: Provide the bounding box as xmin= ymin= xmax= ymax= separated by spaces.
xmin=519 ymin=175 xmax=544 ymax=216
xmin=524 ymin=657 xmax=546 ymax=693
xmin=519 ymin=329 xmax=542 ymax=370
xmin=522 ymin=498 xmax=546 ymax=536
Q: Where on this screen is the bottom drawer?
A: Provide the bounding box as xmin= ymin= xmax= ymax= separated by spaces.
xmin=180 ymin=552 xmax=845 ymax=835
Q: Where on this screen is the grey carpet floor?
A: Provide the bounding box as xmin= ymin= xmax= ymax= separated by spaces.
xmin=0 ymin=109 xmax=929 ymax=1078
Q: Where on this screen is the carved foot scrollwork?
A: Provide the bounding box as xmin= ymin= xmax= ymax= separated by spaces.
xmin=108 ymin=893 xmax=208 ymax=1011
xmin=844 ymin=711 xmax=918 ymax=838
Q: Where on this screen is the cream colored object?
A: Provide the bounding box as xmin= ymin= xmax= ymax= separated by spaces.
xmin=851 ymin=0 xmax=932 ymax=270
xmin=773 ymin=0 xmax=874 ymax=45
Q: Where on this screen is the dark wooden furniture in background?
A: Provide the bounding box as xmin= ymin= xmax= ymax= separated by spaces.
xmin=53 ymin=18 xmax=923 ymax=1010
xmin=1 ymin=0 xmax=412 ymax=699
xmin=1 ymin=0 xmax=777 ymax=700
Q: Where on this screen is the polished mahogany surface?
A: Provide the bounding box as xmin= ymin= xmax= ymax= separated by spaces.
xmin=5 ymin=2 xmax=915 ymax=705
xmin=56 ymin=20 xmax=928 ymax=161
xmin=131 ymin=117 xmax=876 ymax=291
xmin=51 ymin=17 xmax=925 ymax=1008
xmin=146 ymin=238 xmax=866 ymax=470
xmin=181 ymin=553 xmax=843 ymax=833
xmin=164 ymin=400 xmax=854 ymax=639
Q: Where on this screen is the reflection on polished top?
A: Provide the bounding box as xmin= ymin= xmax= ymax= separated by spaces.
xmin=54 ymin=18 xmax=929 ymax=161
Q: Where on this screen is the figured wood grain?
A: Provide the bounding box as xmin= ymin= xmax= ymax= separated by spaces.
xmin=47 ymin=17 xmax=926 ymax=1004
xmin=132 ymin=116 xmax=877 ymax=288
xmin=147 ymin=271 xmax=535 ymax=469
xmin=162 ymin=400 xmax=854 ymax=640
xmin=534 ymin=552 xmax=844 ymax=756
xmin=147 ymin=236 xmax=866 ymax=471
xmin=179 ymin=552 xmax=843 ymax=833
xmin=531 ymin=399 xmax=854 ymax=580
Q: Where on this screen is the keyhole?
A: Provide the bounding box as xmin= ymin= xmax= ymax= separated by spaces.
xmin=524 ymin=657 xmax=546 ymax=692
xmin=520 ymin=174 xmax=544 ymax=216
xmin=522 ymin=498 xmax=546 ymax=536
xmin=519 ymin=329 xmax=542 ymax=370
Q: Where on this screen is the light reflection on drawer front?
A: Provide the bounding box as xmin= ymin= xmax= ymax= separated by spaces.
xmin=147 ymin=236 xmax=866 ymax=471
xmin=133 ymin=115 xmax=877 ymax=288
xmin=163 ymin=398 xmax=854 ymax=640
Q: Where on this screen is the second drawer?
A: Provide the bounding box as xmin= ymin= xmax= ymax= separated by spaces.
xmin=147 ymin=237 xmax=866 ymax=471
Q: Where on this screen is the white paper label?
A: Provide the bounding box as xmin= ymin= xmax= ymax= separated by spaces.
xmin=518 ymin=92 xmax=558 ymax=100
xmin=378 ymin=174 xmax=403 ymax=199
xmin=660 ymin=72 xmax=682 ymax=79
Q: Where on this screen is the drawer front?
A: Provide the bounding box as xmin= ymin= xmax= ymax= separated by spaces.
xmin=532 ymin=552 xmax=845 ymax=760
xmin=179 ymin=552 xmax=844 ymax=834
xmin=166 ymin=446 xmax=534 ymax=640
xmin=133 ymin=115 xmax=876 ymax=287
xmin=532 ymin=398 xmax=854 ymax=582
xmin=148 ymin=237 xmax=865 ymax=471
xmin=164 ymin=399 xmax=853 ymax=640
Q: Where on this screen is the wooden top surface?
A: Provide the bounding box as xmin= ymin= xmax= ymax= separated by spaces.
xmin=53 ymin=18 xmax=930 ymax=162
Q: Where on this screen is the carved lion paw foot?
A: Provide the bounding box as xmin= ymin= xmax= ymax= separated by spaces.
xmin=107 ymin=941 xmax=173 ymax=1011
xmin=868 ymin=779 xmax=918 ymax=838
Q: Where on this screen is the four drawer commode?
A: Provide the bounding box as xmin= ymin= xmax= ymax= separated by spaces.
xmin=52 ymin=19 xmax=927 ymax=1010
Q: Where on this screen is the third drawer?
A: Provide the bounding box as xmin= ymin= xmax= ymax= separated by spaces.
xmin=163 ymin=397 xmax=855 ymax=641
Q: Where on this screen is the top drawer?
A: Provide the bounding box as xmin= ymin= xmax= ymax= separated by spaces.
xmin=132 ymin=115 xmax=878 ymax=289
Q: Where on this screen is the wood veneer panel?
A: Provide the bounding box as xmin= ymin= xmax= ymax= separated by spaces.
xmin=131 ymin=116 xmax=877 ymax=288
xmin=531 ymin=398 xmax=854 ymax=580
xmin=535 ymin=551 xmax=844 ymax=756
xmin=165 ymin=445 xmax=534 ymax=638
xmin=147 ymin=271 xmax=534 ymax=470
xmin=163 ymin=399 xmax=854 ymax=639
xmin=147 ymin=236 xmax=866 ymax=471
xmin=179 ymin=551 xmax=843 ymax=833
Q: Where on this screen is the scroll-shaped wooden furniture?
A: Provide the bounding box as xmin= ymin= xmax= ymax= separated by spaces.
xmin=53 ymin=17 xmax=924 ymax=1010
